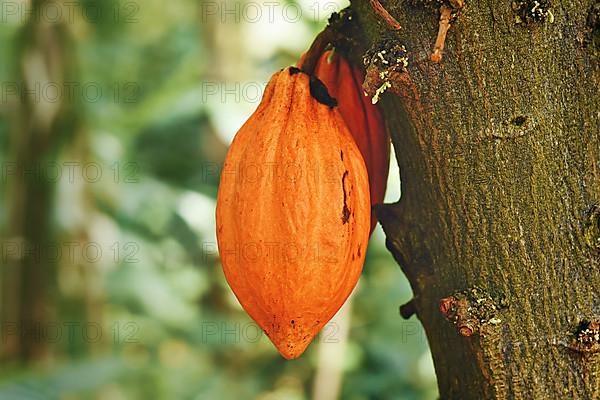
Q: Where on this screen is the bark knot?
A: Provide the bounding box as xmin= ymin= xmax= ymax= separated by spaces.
xmin=440 ymin=287 xmax=507 ymax=337
xmin=566 ymin=319 xmax=600 ymax=354
xmin=363 ymin=36 xmax=409 ymax=104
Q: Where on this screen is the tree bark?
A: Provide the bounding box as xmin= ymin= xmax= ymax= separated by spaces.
xmin=352 ymin=0 xmax=600 ymax=398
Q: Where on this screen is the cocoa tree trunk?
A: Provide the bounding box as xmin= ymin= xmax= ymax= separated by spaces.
xmin=352 ymin=0 xmax=600 ymax=398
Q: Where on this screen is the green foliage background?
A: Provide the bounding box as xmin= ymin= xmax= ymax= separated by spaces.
xmin=0 ymin=1 xmax=437 ymax=398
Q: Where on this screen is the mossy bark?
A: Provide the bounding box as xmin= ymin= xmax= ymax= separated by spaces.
xmin=352 ymin=1 xmax=600 ymax=398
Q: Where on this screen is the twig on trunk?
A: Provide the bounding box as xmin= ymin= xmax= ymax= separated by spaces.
xmin=430 ymin=5 xmax=454 ymax=62
xmin=369 ymin=0 xmax=402 ymax=30
xmin=400 ymin=299 xmax=417 ymax=319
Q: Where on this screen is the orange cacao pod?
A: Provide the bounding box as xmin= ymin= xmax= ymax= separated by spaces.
xmin=216 ymin=67 xmax=371 ymax=359
xmin=302 ymin=51 xmax=390 ymax=233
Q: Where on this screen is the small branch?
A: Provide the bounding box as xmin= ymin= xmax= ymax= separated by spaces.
xmin=431 ymin=5 xmax=454 ymax=63
xmin=400 ymin=299 xmax=417 ymax=319
xmin=369 ymin=0 xmax=401 ymax=30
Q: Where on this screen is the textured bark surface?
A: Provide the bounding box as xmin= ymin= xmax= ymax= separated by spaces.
xmin=352 ymin=0 xmax=600 ymax=398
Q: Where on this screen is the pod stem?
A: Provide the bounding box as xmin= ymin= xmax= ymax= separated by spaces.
xmin=299 ymin=27 xmax=336 ymax=75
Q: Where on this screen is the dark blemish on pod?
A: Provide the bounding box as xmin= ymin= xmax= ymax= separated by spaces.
xmin=289 ymin=66 xmax=337 ymax=107
xmin=309 ymin=75 xmax=337 ymax=108
xmin=341 ymin=171 xmax=351 ymax=224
